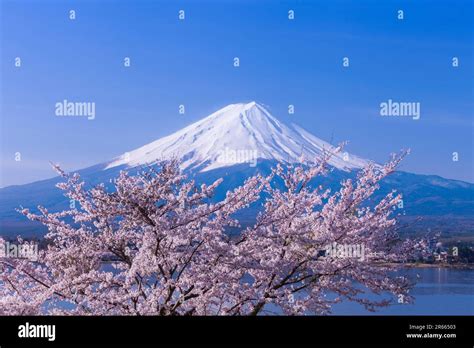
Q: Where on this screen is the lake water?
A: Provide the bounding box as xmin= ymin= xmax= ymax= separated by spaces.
xmin=31 ymin=265 xmax=474 ymax=315
xmin=331 ymin=267 xmax=474 ymax=315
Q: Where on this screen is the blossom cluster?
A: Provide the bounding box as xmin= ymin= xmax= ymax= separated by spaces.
xmin=0 ymin=151 xmax=426 ymax=315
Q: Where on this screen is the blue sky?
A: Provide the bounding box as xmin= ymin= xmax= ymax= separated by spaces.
xmin=1 ymin=0 xmax=473 ymax=186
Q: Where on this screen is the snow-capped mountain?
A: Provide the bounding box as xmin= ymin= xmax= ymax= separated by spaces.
xmin=105 ymin=102 xmax=371 ymax=172
xmin=0 ymin=102 xmax=472 ymax=238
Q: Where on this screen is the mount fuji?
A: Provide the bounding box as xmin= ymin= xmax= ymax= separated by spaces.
xmin=0 ymin=102 xmax=473 ymax=237
xmin=104 ymin=101 xmax=371 ymax=173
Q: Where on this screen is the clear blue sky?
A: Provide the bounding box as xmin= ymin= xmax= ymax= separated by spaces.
xmin=1 ymin=0 xmax=473 ymax=187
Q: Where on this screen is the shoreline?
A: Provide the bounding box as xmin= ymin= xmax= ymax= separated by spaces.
xmin=381 ymin=262 xmax=474 ymax=270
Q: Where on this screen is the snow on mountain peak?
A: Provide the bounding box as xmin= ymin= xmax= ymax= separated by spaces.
xmin=105 ymin=102 xmax=373 ymax=172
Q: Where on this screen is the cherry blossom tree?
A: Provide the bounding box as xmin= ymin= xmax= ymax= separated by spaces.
xmin=0 ymin=152 xmax=427 ymax=315
xmin=231 ymin=150 xmax=428 ymax=315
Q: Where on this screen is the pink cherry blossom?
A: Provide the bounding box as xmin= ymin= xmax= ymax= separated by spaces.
xmin=0 ymin=151 xmax=427 ymax=315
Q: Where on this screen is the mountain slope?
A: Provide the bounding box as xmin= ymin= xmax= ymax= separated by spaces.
xmin=0 ymin=102 xmax=472 ymax=238
xmin=105 ymin=102 xmax=371 ymax=172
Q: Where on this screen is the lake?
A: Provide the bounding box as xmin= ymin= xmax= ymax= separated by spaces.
xmin=21 ymin=264 xmax=474 ymax=315
xmin=331 ymin=267 xmax=474 ymax=315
